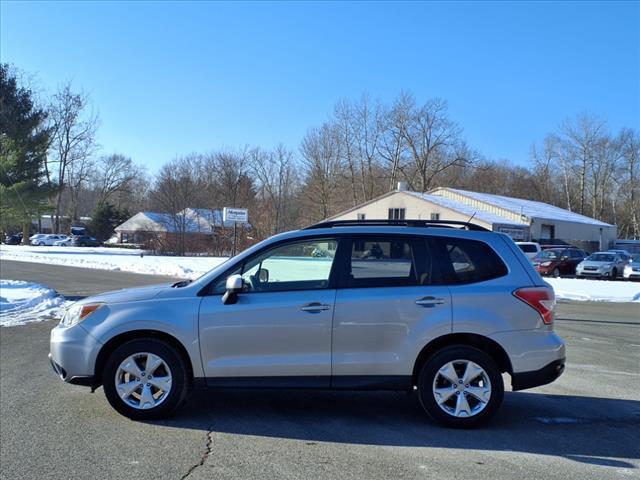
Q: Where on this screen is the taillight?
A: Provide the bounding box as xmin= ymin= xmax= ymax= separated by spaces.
xmin=513 ymin=287 xmax=555 ymax=325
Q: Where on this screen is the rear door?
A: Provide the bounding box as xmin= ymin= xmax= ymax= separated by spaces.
xmin=331 ymin=235 xmax=452 ymax=386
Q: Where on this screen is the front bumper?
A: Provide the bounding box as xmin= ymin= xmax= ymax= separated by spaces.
xmin=49 ymin=323 xmax=103 ymax=387
xmin=535 ymin=266 xmax=555 ymax=276
xmin=511 ymin=359 xmax=566 ymax=391
xmin=49 ymin=354 xmax=96 ymax=386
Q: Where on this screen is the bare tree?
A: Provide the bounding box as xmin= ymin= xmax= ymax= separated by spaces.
xmin=250 ymin=145 xmax=298 ymax=236
xmin=66 ymin=154 xmax=95 ymax=222
xmin=48 ymin=82 xmax=98 ymax=232
xmin=300 ymin=123 xmax=343 ymax=222
xmin=93 ymin=153 xmax=142 ymax=207
xmin=150 ymin=155 xmax=206 ymax=255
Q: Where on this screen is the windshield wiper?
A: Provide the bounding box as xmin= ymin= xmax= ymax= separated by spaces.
xmin=171 ymin=279 xmax=193 ymax=288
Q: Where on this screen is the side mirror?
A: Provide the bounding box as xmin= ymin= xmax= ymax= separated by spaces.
xmin=560 ymin=256 xmax=568 ymax=261
xmin=258 ymin=268 xmax=269 ymax=283
xmin=222 ymin=274 xmax=243 ymax=305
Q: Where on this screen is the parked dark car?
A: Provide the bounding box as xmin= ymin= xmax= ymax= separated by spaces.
xmin=72 ymin=235 xmax=102 ymax=247
xmin=3 ymin=233 xmax=23 ymax=245
xmin=532 ymin=247 xmax=587 ymax=277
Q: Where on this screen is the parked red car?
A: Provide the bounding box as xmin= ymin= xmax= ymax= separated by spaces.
xmin=532 ymin=247 xmax=587 ymax=277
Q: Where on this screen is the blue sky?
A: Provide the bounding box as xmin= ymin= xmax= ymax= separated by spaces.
xmin=1 ymin=1 xmax=638 ymax=172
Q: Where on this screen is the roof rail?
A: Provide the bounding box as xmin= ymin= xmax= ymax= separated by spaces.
xmin=304 ymin=219 xmax=489 ymax=231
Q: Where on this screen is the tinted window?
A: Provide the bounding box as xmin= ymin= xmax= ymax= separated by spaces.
xmin=518 ymin=244 xmax=538 ymax=253
xmin=346 ymin=237 xmax=430 ymax=287
xmin=433 ymin=237 xmax=508 ymax=284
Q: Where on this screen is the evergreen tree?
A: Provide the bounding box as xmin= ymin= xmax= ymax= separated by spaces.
xmin=89 ymin=202 xmax=130 ymax=241
xmin=0 ymin=64 xmax=55 ymax=241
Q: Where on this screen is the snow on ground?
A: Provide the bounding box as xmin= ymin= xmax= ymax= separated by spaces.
xmin=0 ymin=245 xmax=227 ymax=279
xmin=546 ymin=277 xmax=640 ymax=303
xmin=0 ymin=280 xmax=69 ymax=326
xmin=1 ymin=245 xmax=639 ymax=303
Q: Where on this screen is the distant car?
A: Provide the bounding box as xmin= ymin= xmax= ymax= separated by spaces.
xmin=576 ymin=252 xmax=627 ymax=279
xmin=3 ymin=233 xmax=23 ymax=245
xmin=531 ymin=247 xmax=587 ymax=277
xmin=515 ymin=242 xmax=541 ymax=260
xmin=29 ymin=233 xmax=47 ymax=243
xmin=31 ymin=234 xmax=69 ymax=246
xmin=623 ymin=255 xmax=640 ymax=281
xmin=53 ymin=237 xmax=74 ymax=247
xmin=607 ymin=250 xmax=632 ymax=265
xmin=71 ymin=235 xmax=102 ymax=247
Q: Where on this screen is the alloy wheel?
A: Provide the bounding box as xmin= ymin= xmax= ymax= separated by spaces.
xmin=432 ymin=359 xmax=492 ymax=418
xmin=115 ymin=352 xmax=173 ymax=410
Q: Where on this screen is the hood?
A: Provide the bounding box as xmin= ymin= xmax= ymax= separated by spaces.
xmin=580 ymin=260 xmax=611 ymax=267
xmin=81 ymin=283 xmax=175 ymax=305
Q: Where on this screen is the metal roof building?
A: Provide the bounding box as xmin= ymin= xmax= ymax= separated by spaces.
xmin=328 ymin=186 xmax=617 ymax=251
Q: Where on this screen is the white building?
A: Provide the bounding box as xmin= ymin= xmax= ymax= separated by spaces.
xmin=114 ymin=208 xmax=248 ymax=244
xmin=328 ymin=186 xmax=617 ymax=252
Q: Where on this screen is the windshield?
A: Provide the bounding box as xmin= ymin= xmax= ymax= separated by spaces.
xmin=536 ymin=250 xmax=561 ymax=260
xmin=587 ymin=253 xmax=615 ymax=262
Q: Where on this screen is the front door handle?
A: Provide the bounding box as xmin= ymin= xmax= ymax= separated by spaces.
xmin=415 ymin=296 xmax=445 ymax=307
xmin=301 ymin=302 xmax=331 ymax=312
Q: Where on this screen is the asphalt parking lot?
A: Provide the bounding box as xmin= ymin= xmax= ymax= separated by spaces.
xmin=1 ymin=261 xmax=639 ymax=480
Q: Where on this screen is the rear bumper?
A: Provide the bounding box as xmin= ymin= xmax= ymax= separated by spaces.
xmin=511 ymin=359 xmax=565 ymax=391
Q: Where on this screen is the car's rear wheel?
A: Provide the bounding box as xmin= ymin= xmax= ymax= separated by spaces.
xmin=418 ymin=346 xmax=504 ymax=428
xmin=102 ymin=338 xmax=190 ymax=420
xmin=38 ymin=242 xmax=45 ymax=246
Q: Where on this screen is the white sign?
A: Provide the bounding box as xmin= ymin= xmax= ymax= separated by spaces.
xmin=223 ymin=207 xmax=248 ymax=223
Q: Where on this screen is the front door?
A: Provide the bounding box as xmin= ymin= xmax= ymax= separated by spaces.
xmin=198 ymin=237 xmax=340 ymax=387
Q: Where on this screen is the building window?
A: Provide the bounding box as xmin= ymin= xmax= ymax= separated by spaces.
xmin=388 ymin=208 xmax=405 ymax=220
xmin=430 ymin=213 xmax=440 ymax=221
xmin=357 ymin=213 xmax=366 ymax=221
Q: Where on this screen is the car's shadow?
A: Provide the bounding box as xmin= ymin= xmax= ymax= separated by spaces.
xmin=147 ymin=389 xmax=640 ymax=469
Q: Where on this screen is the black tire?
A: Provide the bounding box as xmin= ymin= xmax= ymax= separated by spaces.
xmin=611 ymin=268 xmax=617 ymax=280
xmin=102 ymin=338 xmax=190 ymax=420
xmin=552 ymin=268 xmax=560 ymax=278
xmin=418 ymin=346 xmax=504 ymax=428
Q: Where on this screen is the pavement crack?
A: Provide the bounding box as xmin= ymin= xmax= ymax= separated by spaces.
xmin=180 ymin=427 xmax=213 ymax=479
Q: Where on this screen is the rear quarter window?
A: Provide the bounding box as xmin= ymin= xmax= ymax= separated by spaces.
xmin=432 ymin=237 xmax=508 ymax=284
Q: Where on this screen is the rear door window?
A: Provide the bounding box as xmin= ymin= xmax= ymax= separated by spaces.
xmin=344 ymin=236 xmax=431 ymax=288
xmin=431 ymin=237 xmax=508 ymax=284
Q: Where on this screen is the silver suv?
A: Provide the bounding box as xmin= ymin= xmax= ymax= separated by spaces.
xmin=50 ymin=220 xmax=565 ymax=428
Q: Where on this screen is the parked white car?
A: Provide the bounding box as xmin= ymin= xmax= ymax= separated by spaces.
xmin=53 ymin=237 xmax=74 ymax=247
xmin=515 ymin=242 xmax=541 ymax=260
xmin=31 ymin=234 xmax=69 ymax=246
xmin=29 ymin=233 xmax=47 ymax=243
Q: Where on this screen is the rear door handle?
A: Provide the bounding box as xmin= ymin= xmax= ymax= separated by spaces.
xmin=301 ymin=302 xmax=331 ymax=312
xmin=415 ymin=296 xmax=445 ymax=307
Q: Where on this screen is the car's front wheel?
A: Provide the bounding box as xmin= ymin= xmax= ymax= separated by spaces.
xmin=418 ymin=346 xmax=504 ymax=428
xmin=102 ymin=338 xmax=190 ymax=420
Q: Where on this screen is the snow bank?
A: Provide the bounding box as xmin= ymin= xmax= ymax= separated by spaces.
xmin=0 ymin=280 xmax=68 ymax=326
xmin=0 ymin=245 xmax=227 ymax=279
xmin=546 ymin=278 xmax=640 ymax=303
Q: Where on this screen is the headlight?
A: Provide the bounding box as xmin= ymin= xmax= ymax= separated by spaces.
xmin=61 ymin=302 xmax=104 ymax=327
xmin=541 ymin=261 xmax=552 ymax=267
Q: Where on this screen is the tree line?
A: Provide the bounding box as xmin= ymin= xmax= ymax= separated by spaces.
xmin=1 ymin=63 xmax=638 ymax=253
